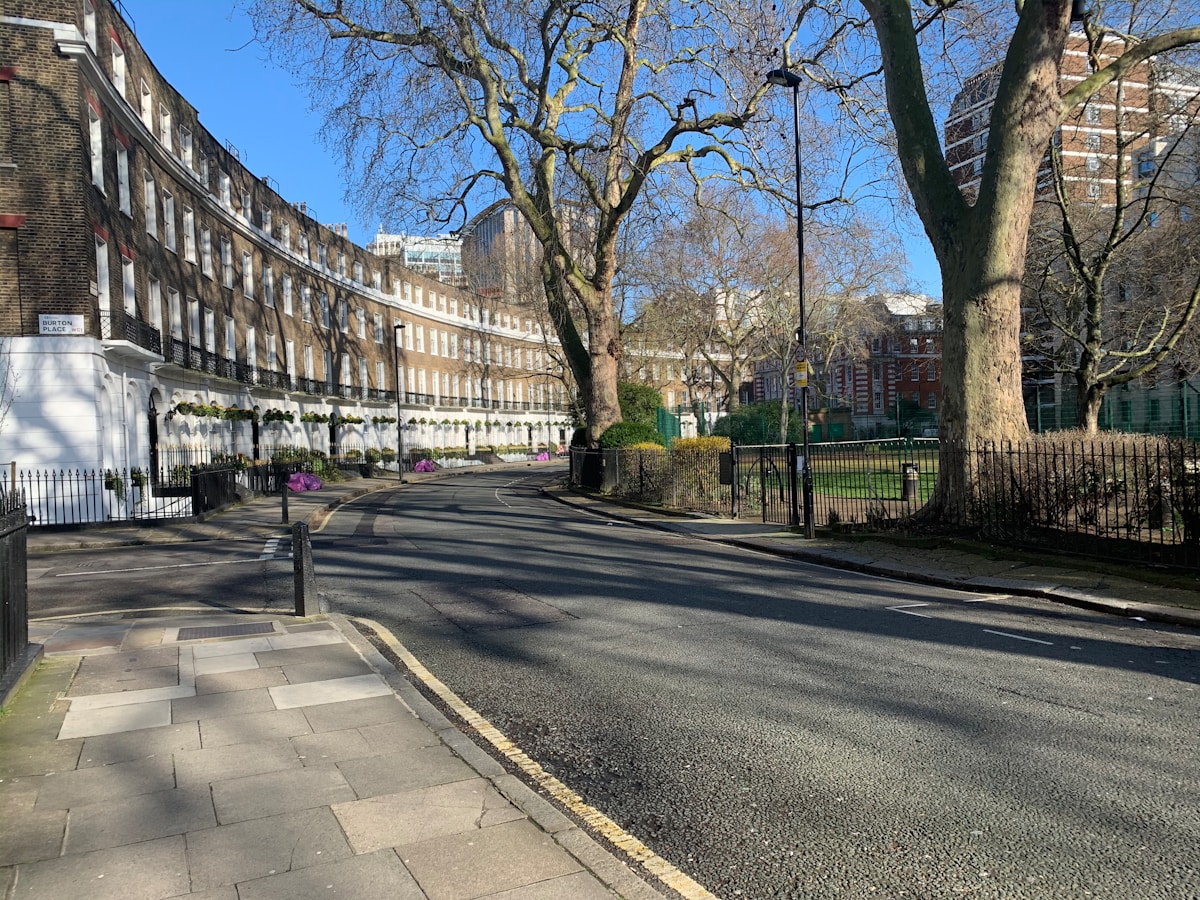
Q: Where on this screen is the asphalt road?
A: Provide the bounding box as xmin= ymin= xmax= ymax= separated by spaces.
xmin=304 ymin=468 xmax=1200 ymax=899
xmin=28 ymin=535 xmax=296 ymax=619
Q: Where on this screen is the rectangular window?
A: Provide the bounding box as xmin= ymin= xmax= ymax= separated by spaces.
xmin=143 ymin=171 xmax=157 ymax=236
xmin=121 ymin=253 xmax=135 ymax=315
xmin=318 ymin=242 xmax=327 ymax=268
xmin=320 ymin=292 xmax=331 ymax=328
xmin=201 ymin=228 xmax=213 ymax=277
xmin=219 ymin=172 xmax=231 ymax=207
xmin=238 ymin=252 xmax=254 ymax=297
xmin=304 ymin=344 xmax=314 ymax=380
xmin=111 ymin=38 xmax=125 ymax=96
xmin=323 ymin=350 xmax=333 ymax=390
xmin=441 ymin=332 xmax=449 ymax=358
xmin=246 ymin=327 xmax=257 ymax=371
xmin=204 ymin=308 xmax=215 ymax=353
xmin=148 ymin=278 xmax=162 ymax=333
xmin=221 ymin=239 xmax=233 ymax=288
xmin=179 ymin=126 xmax=193 ymax=169
xmin=377 ymin=360 xmax=385 ymax=393
xmin=302 ymin=284 xmax=312 ymax=323
xmin=353 ymin=261 xmax=363 ymax=283
xmin=115 ymin=144 xmax=129 ymax=213
xmin=225 ymin=317 xmax=236 ymax=360
xmin=168 ymin=289 xmax=181 ymax=340
xmin=158 ymin=104 xmax=172 ymax=151
xmin=267 ymin=333 xmax=278 ymax=371
xmin=263 ymin=265 xmax=275 ymax=307
xmin=1086 ymin=132 xmax=1101 ymax=151
xmin=359 ymin=357 xmax=368 ymax=396
xmin=282 ymin=275 xmax=293 ymax=316
xmin=241 ymin=191 xmax=251 ymax=221
xmin=84 ymin=0 xmax=97 ymax=51
xmin=199 ymin=155 xmax=209 ymax=188
xmin=89 ymin=106 xmax=104 ymax=190
xmin=373 ymin=313 xmax=383 ymax=344
xmin=187 ymin=298 xmax=200 ymax=345
xmin=286 ymin=339 xmax=296 ymax=379
xmin=162 ymin=192 xmax=176 ymax=251
xmin=1085 ymin=103 xmax=1101 ymax=124
xmin=928 ymin=393 xmax=937 ymax=409
xmin=299 ymin=233 xmax=309 ymax=259
xmin=429 ymin=328 xmax=439 ymax=357
xmin=450 ymin=334 xmax=458 ymax=359
xmin=262 ymin=206 xmax=273 ymax=236
xmin=182 ymin=207 xmax=196 ymax=262
xmin=405 ymin=326 xmax=414 ymax=351
xmin=356 ymin=307 xmax=366 ymax=339
xmin=337 ymin=251 xmax=345 ymax=277
xmin=927 ymin=362 xmax=936 ymax=381
xmin=372 ymin=271 xmax=381 ymax=291
xmin=139 ymin=79 xmax=152 ymax=129
xmin=282 ymin=221 xmax=291 ymax=248
xmin=416 ymin=326 xmax=425 ymax=353
xmin=341 ymin=353 xmax=351 ymax=387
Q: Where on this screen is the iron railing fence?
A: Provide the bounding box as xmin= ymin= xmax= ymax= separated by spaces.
xmin=1 ymin=466 xmax=252 ymax=527
xmin=0 ymin=503 xmax=29 ymax=683
xmin=960 ymin=437 xmax=1200 ymax=567
xmin=808 ymin=438 xmax=941 ymax=529
xmin=569 ymin=436 xmax=1200 ymax=568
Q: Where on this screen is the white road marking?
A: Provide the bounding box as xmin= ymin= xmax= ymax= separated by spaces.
xmin=983 ymin=629 xmax=1054 ymax=646
xmin=887 ymin=603 xmax=933 ymax=618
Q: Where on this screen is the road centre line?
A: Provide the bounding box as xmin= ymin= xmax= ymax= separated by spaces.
xmin=983 ymin=629 xmax=1054 ymax=646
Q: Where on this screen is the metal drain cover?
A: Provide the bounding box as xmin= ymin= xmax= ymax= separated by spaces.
xmin=176 ymin=622 xmax=277 ymax=641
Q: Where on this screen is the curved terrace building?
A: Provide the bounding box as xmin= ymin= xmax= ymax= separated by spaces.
xmin=0 ymin=0 xmax=571 ymax=477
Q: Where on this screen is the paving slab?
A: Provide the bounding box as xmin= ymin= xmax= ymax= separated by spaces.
xmin=171 ymin=686 xmax=276 ymax=723
xmin=399 ymin=819 xmax=583 ymax=900
xmin=195 ymin=665 xmax=288 ymax=694
xmin=332 ymin=777 xmax=526 ymax=853
xmin=7 ymin=834 xmax=190 ymax=900
xmin=336 ymin=745 xmax=477 ymax=799
xmin=235 ymin=847 xmax=425 ymax=900
xmin=269 ymin=673 xmax=392 ymax=709
xmin=0 ymin=804 xmax=67 ymax=866
xmin=300 ymin=694 xmax=413 ymax=733
xmin=210 ymin=762 xmax=355 ymax=824
xmin=185 ymin=807 xmax=354 ymax=890
xmin=33 ymin=755 xmax=176 ymax=809
xmin=78 ymin=721 xmax=201 ymax=767
xmin=481 ymin=870 xmax=619 ymax=900
xmin=64 ymin=785 xmax=217 ymax=854
xmin=197 ymin=707 xmax=312 ymax=748
xmin=58 ymin=699 xmax=174 ymax=740
xmin=174 ymin=737 xmax=301 ymax=787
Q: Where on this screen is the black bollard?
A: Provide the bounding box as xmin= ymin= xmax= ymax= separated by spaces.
xmin=293 ymin=522 xmax=316 ymax=616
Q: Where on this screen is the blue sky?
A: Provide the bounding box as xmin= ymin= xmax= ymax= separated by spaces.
xmin=126 ymin=1 xmax=942 ymax=297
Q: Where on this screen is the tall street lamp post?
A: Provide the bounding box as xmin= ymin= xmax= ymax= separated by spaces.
xmin=766 ymin=65 xmax=815 ymax=538
xmin=394 ymin=323 xmax=406 ymax=480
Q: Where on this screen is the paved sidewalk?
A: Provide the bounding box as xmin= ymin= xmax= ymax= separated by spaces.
xmin=0 ymin=612 xmax=667 ymax=900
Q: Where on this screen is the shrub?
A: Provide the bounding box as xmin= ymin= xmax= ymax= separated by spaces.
xmin=618 ymin=381 xmax=663 ymax=426
xmin=598 ymin=422 xmax=664 ymax=448
xmin=627 ymin=441 xmax=667 ymax=451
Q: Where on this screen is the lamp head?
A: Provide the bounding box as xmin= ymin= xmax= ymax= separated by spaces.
xmin=765 ymin=68 xmax=801 ymax=89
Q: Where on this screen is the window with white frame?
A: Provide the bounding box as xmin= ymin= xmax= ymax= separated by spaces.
xmin=338 ymin=299 xmax=348 ymax=333
xmin=204 ymin=308 xmax=215 ymax=352
xmin=262 ymin=206 xmax=272 ymax=236
xmin=201 ymin=227 xmax=213 ymax=277
xmin=242 ymin=252 xmax=254 ymax=298
xmin=377 ymin=360 xmax=385 ymax=393
xmin=115 ymin=143 xmax=129 ymax=213
xmin=927 ymin=362 xmax=936 ymax=380
xmin=121 ymin=252 xmax=135 ymax=314
xmin=221 ymin=238 xmax=233 ymax=288
xmin=302 ymin=284 xmax=312 ymax=322
xmin=323 ymin=349 xmax=333 ymax=389
xmin=143 ymin=171 xmax=157 ymax=236
xmin=286 ymin=339 xmax=296 ymax=379
xmin=304 ymin=344 xmax=314 ymax=380
xmin=405 ymin=325 xmax=413 ymax=351
xmin=110 ymin=36 xmax=125 ymax=96
xmin=266 ymin=333 xmax=278 ymax=371
xmin=158 ymin=104 xmax=172 ymax=151
xmin=337 ymin=251 xmax=345 ymax=277
xmin=373 ymin=313 xmax=383 ymax=343
xmin=246 ymin=327 xmax=257 ymax=370
xmin=415 ymin=285 xmax=423 ymax=307
xmin=139 ymin=79 xmax=152 ymax=129
xmin=450 ymin=334 xmax=458 ymax=359
xmin=168 ymin=289 xmax=181 ymax=339
xmin=241 ymin=191 xmax=251 ymax=221
xmin=148 ymin=278 xmax=162 ymax=332
xmin=225 ymin=317 xmax=236 ymax=360
xmin=1085 ymin=103 xmax=1101 ymax=124
xmin=299 ymin=233 xmax=309 ymax=258
xmin=187 ymin=298 xmax=200 ymax=345
xmin=182 ymin=207 xmax=195 ymax=262
xmin=88 ymin=105 xmax=104 ymax=189
xmin=179 ymin=126 xmax=193 ymax=169
xmin=416 ymin=326 xmax=425 ymax=353
xmin=281 ymin=221 xmax=291 ymax=248
xmin=440 ymin=331 xmax=448 ymax=357
xmin=282 ymin=275 xmax=293 ymax=315
xmin=162 ymin=192 xmax=176 ymax=251
xmin=353 ymin=261 xmax=363 ymax=283
xmin=356 ymin=307 xmax=366 ymax=339
xmin=359 ymin=358 xmax=368 ymax=396
xmin=320 ymin=292 xmax=330 ymax=328
xmin=84 ymin=0 xmax=97 ymax=51
xmin=219 ymin=172 xmax=231 ymax=207
xmin=318 ymin=242 xmax=327 ymax=268
xmin=199 ymin=155 xmax=209 ymax=188
xmin=263 ymin=265 xmax=274 ymax=307
xmin=340 ymin=353 xmax=351 ymax=387
xmin=372 ymin=271 xmax=381 ymax=291
xmin=429 ymin=328 xmax=438 ymax=357
xmin=929 ymin=393 xmax=937 ymax=409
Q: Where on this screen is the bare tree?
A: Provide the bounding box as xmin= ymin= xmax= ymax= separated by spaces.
xmin=0 ymin=338 xmax=16 ymax=440
xmin=1025 ymin=96 xmax=1200 ymax=432
xmin=248 ymin=0 xmax=806 ymax=444
xmin=853 ymin=0 xmax=1200 ymax=519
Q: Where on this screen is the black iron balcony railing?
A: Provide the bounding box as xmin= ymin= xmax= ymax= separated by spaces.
xmin=100 ymin=312 xmax=162 ymax=355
